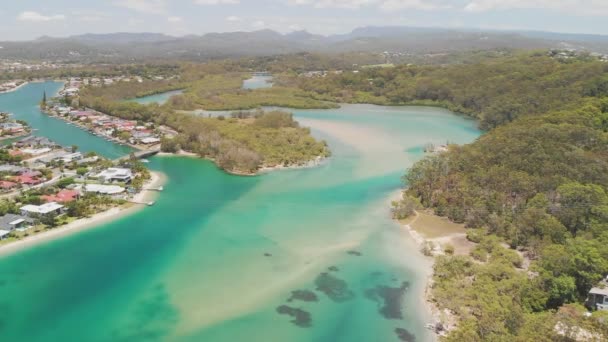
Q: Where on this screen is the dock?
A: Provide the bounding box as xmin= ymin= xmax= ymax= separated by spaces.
xmin=114 ymin=147 xmax=161 ymax=163
xmin=129 ymin=200 xmax=155 ymax=206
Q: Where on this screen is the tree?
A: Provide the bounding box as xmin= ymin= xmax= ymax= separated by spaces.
xmin=40 ymin=91 xmax=47 ymax=108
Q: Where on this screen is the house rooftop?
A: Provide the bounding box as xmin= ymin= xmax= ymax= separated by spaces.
xmin=21 ymin=202 xmax=64 ymax=214
xmin=590 ymin=286 xmax=608 ymax=297
xmin=0 ymin=214 xmax=32 ymax=230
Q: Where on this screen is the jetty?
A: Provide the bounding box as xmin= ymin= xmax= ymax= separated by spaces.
xmin=114 ymin=146 xmax=161 ymax=163
xmin=129 ymin=200 xmax=156 ymax=206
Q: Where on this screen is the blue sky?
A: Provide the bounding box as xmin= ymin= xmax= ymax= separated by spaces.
xmin=1 ymin=0 xmax=607 ymax=40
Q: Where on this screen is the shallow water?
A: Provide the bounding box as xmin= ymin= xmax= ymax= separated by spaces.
xmin=243 ymin=76 xmax=273 ymax=89
xmin=129 ymin=89 xmax=184 ymax=105
xmin=0 ymin=82 xmax=132 ymax=159
xmin=0 ymin=83 xmax=480 ymax=341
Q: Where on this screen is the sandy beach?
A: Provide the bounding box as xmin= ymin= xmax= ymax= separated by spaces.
xmin=0 ymin=171 xmax=166 ymax=257
xmin=393 ymin=190 xmax=474 ymax=338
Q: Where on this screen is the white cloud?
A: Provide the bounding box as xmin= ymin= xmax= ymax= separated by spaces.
xmin=252 ymin=20 xmax=266 ymax=28
xmin=380 ymin=0 xmax=451 ymax=11
xmin=226 ymin=15 xmax=242 ymax=21
xmin=113 ymin=0 xmax=167 ymax=14
xmin=288 ymin=0 xmax=450 ymax=10
xmin=195 ymin=0 xmax=240 ymax=4
xmin=17 ymin=11 xmax=66 ymax=22
xmin=464 ymin=0 xmax=608 ymax=15
xmin=168 ymin=16 xmax=183 ymax=22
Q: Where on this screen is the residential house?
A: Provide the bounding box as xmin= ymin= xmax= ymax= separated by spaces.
xmin=0 ymin=181 xmax=17 ymax=191
xmin=587 ymin=279 xmax=608 ymax=311
xmin=0 ymin=122 xmax=24 ymax=134
xmin=20 ymin=202 xmax=64 ymax=218
xmin=41 ymin=189 xmax=80 ymax=203
xmin=83 ymin=184 xmax=125 ymax=195
xmin=0 ymin=213 xmax=33 ymax=231
xmin=95 ymin=168 xmax=133 ymax=183
xmin=10 ymin=175 xmax=42 ymax=186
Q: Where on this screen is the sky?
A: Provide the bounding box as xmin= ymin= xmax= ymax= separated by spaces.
xmin=1 ymin=0 xmax=607 ymax=40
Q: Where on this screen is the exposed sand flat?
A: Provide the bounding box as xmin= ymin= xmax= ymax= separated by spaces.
xmin=298 ymin=117 xmax=414 ymax=178
xmin=0 ymin=171 xmax=166 ymax=257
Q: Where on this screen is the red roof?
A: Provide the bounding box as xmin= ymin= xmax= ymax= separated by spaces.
xmin=8 ymin=150 xmax=23 ymax=156
xmin=0 ymin=181 xmax=17 ymax=189
xmin=10 ymin=175 xmax=41 ymax=185
xmin=41 ymin=189 xmax=80 ymax=203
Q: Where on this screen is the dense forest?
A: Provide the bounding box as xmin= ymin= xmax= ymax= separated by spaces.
xmin=367 ymin=55 xmax=608 ymax=339
xmin=289 ymin=52 xmax=606 ymax=129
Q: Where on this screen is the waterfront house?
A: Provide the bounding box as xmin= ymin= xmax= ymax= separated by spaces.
xmin=0 ymin=214 xmax=33 ymax=231
xmin=83 ymin=184 xmax=125 ymax=195
xmin=14 ymin=136 xmax=56 ymax=149
xmin=0 ymin=122 xmax=24 ymax=134
xmin=94 ymin=168 xmax=133 ymax=183
xmin=41 ymin=189 xmax=80 ymax=203
xmin=21 ymin=147 xmax=52 ymax=156
xmin=20 ymin=202 xmax=64 ymax=218
xmin=587 ymin=280 xmax=608 ymax=311
xmin=57 ymin=152 xmax=83 ymax=163
xmin=139 ymin=137 xmax=161 ymax=145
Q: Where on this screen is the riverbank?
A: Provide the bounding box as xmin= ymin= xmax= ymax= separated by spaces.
xmin=158 ymin=150 xmax=328 ymax=176
xmin=395 ymin=194 xmax=474 ymax=338
xmin=0 ymin=171 xmax=166 ymax=257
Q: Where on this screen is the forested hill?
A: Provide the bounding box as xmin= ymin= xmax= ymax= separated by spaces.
xmin=305 ymin=54 xmax=608 ymax=339
xmin=292 ymin=53 xmax=607 ymax=129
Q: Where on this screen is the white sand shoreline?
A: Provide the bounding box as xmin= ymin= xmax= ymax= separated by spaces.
xmin=0 ymin=171 xmax=166 ymax=257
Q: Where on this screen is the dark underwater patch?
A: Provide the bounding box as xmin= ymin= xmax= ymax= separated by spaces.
xmin=109 ymin=284 xmax=179 ymax=340
xmin=395 ymin=328 xmax=416 ymax=342
xmin=347 ymin=250 xmax=362 ymax=256
xmin=276 ymin=305 xmax=312 ymax=328
xmin=263 ymin=252 xmax=272 ymax=257
xmin=365 ymin=281 xmax=410 ymax=319
xmin=328 ymin=265 xmax=339 ymax=272
xmin=287 ymin=290 xmax=319 ymax=303
xmin=314 ymin=272 xmax=355 ymax=302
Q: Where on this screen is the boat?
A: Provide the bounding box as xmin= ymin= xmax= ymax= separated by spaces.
xmin=141 ymin=159 xmax=150 ymax=163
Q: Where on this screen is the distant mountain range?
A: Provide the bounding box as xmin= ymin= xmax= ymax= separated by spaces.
xmin=0 ymin=26 xmax=606 ymax=62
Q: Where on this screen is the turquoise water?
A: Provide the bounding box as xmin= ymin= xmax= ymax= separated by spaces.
xmin=129 ymin=89 xmax=184 ymax=105
xmin=0 ymin=82 xmax=132 ymax=159
xmin=0 ymin=83 xmax=480 ymax=341
xmin=243 ymin=76 xmax=273 ymax=89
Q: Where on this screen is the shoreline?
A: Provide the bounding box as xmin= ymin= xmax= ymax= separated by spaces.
xmin=157 ymin=150 xmax=328 ymax=176
xmin=0 ymin=171 xmax=166 ymax=257
xmin=0 ymin=82 xmax=29 ymax=95
xmin=393 ymin=192 xmax=471 ymax=339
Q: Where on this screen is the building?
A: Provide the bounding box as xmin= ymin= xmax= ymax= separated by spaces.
xmin=0 ymin=214 xmax=33 ymax=231
xmin=0 ymin=122 xmax=24 ymax=134
xmin=139 ymin=137 xmax=161 ymax=145
xmin=0 ymin=180 xmax=17 ymax=190
xmin=20 ymin=202 xmax=64 ymax=217
xmin=57 ymin=152 xmax=83 ymax=163
xmin=84 ymin=184 xmax=125 ymax=195
xmin=95 ymin=168 xmax=133 ymax=183
xmin=587 ymin=280 xmax=608 ymax=311
xmin=41 ymin=189 xmax=80 ymax=203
